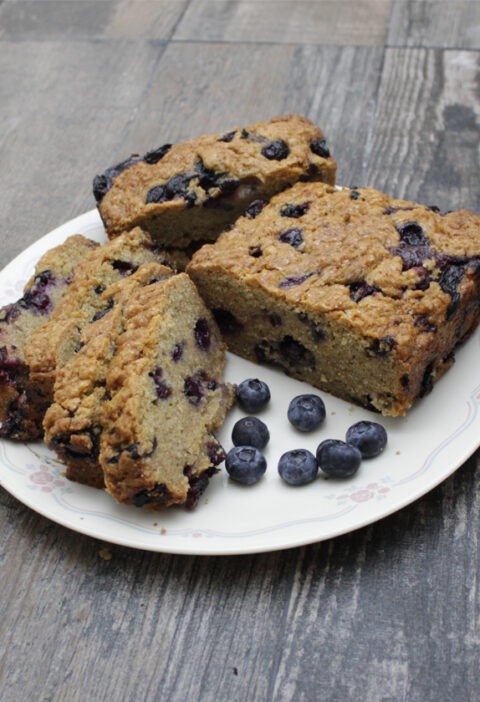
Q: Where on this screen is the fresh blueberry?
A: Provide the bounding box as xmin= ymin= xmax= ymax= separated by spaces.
xmin=278 ymin=449 xmax=318 ymax=486
xmin=232 ymin=416 xmax=269 ymax=449
xmin=225 ymin=446 xmax=267 ymax=485
xmin=346 ymin=421 xmax=387 ymax=458
xmin=287 ymin=394 xmax=326 ymax=432
xmin=236 ymin=378 xmax=271 ymax=412
xmin=316 ymin=439 xmax=362 ymax=478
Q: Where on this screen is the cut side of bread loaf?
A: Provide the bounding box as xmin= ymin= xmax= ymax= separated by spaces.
xmin=0 ymin=234 xmax=98 ymax=439
xmin=188 ymin=183 xmax=480 ymax=416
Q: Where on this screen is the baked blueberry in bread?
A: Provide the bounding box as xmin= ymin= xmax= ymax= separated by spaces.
xmin=188 ymin=183 xmax=480 ymax=416
xmin=0 ymin=235 xmax=98 ymax=439
xmin=95 ymin=115 xmax=336 ymax=263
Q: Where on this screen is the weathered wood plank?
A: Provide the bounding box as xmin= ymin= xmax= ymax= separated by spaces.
xmin=120 ymin=42 xmax=384 ymax=189
xmin=0 ymin=0 xmax=189 ymax=40
xmin=1 ymin=2 xmax=480 ymax=702
xmin=388 ymin=0 xmax=480 ymax=49
xmin=1 ymin=450 xmax=479 ymax=702
xmin=0 ymin=488 xmax=299 ymax=702
xmin=105 ymin=0 xmax=190 ymax=39
xmin=0 ymin=39 xmax=162 ymax=266
xmin=174 ymin=0 xmax=392 ymax=46
xmin=270 ymin=455 xmax=480 ymax=702
xmin=366 ymin=48 xmax=480 ymax=212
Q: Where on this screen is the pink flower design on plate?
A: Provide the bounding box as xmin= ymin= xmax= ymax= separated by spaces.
xmin=28 ymin=463 xmax=68 ymax=493
xmin=350 ymin=489 xmax=374 ymax=503
xmin=325 ymin=477 xmax=393 ymax=506
xmin=31 ymin=471 xmax=54 ymax=485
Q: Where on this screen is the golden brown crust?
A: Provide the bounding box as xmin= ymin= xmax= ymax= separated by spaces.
xmin=96 ymin=114 xmax=336 ymax=248
xmin=43 ymin=262 xmax=173 ymax=488
xmin=25 ymin=228 xmax=171 ymax=410
xmin=187 ymin=183 xmax=480 ymax=415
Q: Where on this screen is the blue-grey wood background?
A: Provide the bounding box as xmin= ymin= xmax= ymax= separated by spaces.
xmin=1 ymin=2 xmax=479 ymax=700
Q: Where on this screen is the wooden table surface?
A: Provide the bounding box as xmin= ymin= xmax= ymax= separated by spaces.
xmin=1 ymin=2 xmax=479 ymax=700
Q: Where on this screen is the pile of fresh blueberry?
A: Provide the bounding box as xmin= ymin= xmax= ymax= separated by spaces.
xmin=225 ymin=378 xmax=388 ymax=486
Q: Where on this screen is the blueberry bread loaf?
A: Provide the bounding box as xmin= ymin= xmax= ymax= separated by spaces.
xmin=99 ymin=273 xmax=234 ymax=509
xmin=25 ymin=228 xmax=172 ymax=420
xmin=43 ymin=262 xmax=174 ymax=489
xmin=187 ymin=183 xmax=480 ymax=416
xmin=0 ymin=235 xmax=98 ymax=439
xmin=94 ymin=115 xmax=336 ymax=259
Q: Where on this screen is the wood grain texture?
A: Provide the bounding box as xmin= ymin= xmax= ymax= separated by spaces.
xmin=1 ymin=1 xmax=480 ymax=701
xmin=388 ymin=0 xmax=480 ymax=49
xmin=365 ymin=48 xmax=480 ymax=212
xmin=0 ymin=0 xmax=189 ymax=40
xmin=0 ymin=38 xmax=163 ymax=265
xmin=174 ymin=0 xmax=392 ymax=45
xmin=117 ymin=42 xmax=384 ymax=189
xmin=1 ymin=453 xmax=479 ymax=702
xmin=271 ymin=456 xmax=480 ymax=702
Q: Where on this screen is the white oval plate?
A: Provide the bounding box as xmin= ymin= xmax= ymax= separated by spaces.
xmin=1 ymin=210 xmax=479 ymax=555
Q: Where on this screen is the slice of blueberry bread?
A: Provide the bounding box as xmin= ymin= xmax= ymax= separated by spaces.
xmin=43 ymin=262 xmax=174 ymax=489
xmin=25 ymin=227 xmax=173 ymax=420
xmin=94 ymin=114 xmax=336 ymax=258
xmin=99 ymin=273 xmax=234 ymax=509
xmin=0 ymin=235 xmax=98 ymax=440
xmin=187 ymin=183 xmax=480 ymax=416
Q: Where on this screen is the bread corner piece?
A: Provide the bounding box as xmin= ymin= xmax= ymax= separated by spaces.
xmin=93 ymin=114 xmax=336 ymax=254
xmin=0 ymin=234 xmax=98 ymax=440
xmin=187 ymin=183 xmax=480 ymax=416
xmin=99 ymin=272 xmax=235 ymax=509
